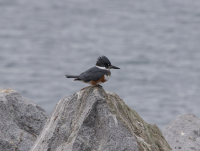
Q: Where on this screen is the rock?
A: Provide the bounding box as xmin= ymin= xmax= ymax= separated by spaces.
xmin=0 ymin=88 xmax=48 ymax=151
xmin=163 ymin=114 xmax=200 ymax=151
xmin=31 ymin=86 xmax=171 ymax=151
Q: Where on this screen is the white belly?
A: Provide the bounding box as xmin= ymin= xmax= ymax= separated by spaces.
xmin=104 ymin=75 xmax=110 ymax=81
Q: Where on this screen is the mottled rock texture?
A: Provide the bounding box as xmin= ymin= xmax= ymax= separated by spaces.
xmin=31 ymin=86 xmax=171 ymax=151
xmin=163 ymin=114 xmax=200 ymax=151
xmin=0 ymin=88 xmax=48 ymax=151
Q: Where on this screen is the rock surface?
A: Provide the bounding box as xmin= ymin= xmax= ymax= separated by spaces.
xmin=31 ymin=86 xmax=171 ymax=151
xmin=0 ymin=88 xmax=48 ymax=151
xmin=163 ymin=114 xmax=200 ymax=151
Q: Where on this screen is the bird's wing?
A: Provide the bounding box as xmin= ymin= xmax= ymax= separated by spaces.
xmin=79 ymin=67 xmax=107 ymax=82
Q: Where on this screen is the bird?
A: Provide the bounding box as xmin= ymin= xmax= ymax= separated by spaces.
xmin=65 ymin=56 xmax=120 ymax=85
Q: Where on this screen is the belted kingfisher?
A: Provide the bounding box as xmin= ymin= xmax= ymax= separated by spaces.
xmin=65 ymin=56 xmax=120 ymax=85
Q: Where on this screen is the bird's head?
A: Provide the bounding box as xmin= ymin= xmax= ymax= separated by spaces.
xmin=96 ymin=56 xmax=120 ymax=70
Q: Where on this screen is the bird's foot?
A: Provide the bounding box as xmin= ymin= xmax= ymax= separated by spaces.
xmin=95 ymin=84 xmax=102 ymax=88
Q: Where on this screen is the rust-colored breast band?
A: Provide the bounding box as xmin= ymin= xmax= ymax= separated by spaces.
xmin=90 ymin=75 xmax=106 ymax=85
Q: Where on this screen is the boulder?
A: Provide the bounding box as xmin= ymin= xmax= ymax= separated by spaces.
xmin=0 ymin=88 xmax=48 ymax=151
xmin=163 ymin=114 xmax=200 ymax=151
xmin=31 ymin=86 xmax=171 ymax=151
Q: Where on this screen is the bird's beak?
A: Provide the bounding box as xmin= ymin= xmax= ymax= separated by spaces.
xmin=110 ymin=65 xmax=120 ymax=69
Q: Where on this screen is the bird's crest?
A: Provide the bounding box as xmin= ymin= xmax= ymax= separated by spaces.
xmin=96 ymin=56 xmax=111 ymax=66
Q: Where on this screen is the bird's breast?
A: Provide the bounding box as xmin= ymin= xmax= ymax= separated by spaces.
xmin=90 ymin=74 xmax=110 ymax=85
xmin=104 ymin=74 xmax=110 ymax=81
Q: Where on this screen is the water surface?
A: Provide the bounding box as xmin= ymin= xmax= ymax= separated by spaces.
xmin=1 ymin=0 xmax=200 ymax=129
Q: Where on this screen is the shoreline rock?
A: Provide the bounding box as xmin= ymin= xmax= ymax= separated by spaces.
xmin=3 ymin=87 xmax=200 ymax=151
xmin=31 ymin=86 xmax=171 ymax=151
xmin=163 ymin=114 xmax=200 ymax=151
xmin=0 ymin=88 xmax=48 ymax=151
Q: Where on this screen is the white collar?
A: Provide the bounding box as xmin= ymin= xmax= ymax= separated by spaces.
xmin=96 ymin=66 xmax=110 ymax=70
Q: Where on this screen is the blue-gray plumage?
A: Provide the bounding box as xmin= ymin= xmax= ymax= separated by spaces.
xmin=78 ymin=66 xmax=110 ymax=82
xmin=66 ymin=56 xmax=120 ymax=85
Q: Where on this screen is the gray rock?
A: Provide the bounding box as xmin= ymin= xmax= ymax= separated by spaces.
xmin=163 ymin=114 xmax=200 ymax=151
xmin=31 ymin=86 xmax=171 ymax=151
xmin=0 ymin=88 xmax=48 ymax=151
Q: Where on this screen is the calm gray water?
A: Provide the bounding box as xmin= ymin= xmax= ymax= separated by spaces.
xmin=1 ymin=0 xmax=200 ymax=130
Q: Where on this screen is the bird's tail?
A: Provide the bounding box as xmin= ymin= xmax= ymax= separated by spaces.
xmin=65 ymin=75 xmax=79 ymax=78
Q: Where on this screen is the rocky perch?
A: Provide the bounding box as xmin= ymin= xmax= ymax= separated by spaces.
xmin=31 ymin=86 xmax=171 ymax=151
xmin=0 ymin=88 xmax=48 ymax=151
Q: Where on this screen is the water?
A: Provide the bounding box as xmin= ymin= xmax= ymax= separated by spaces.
xmin=1 ymin=0 xmax=200 ymax=130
